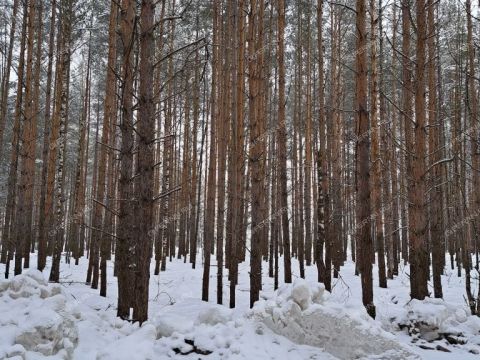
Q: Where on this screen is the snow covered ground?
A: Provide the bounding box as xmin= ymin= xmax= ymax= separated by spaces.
xmin=1 ymin=253 xmax=480 ymax=359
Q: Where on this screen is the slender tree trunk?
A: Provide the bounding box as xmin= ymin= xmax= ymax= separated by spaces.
xmin=401 ymin=0 xmax=413 ymax=267
xmin=37 ymin=0 xmax=57 ymax=271
xmin=49 ymin=0 xmax=74 ymax=283
xmin=277 ymin=0 xmax=291 ymax=283
xmin=4 ymin=0 xmax=28 ymax=278
xmin=330 ymin=10 xmax=344 ymax=277
xmin=389 ymin=3 xmax=400 ymax=277
xmin=356 ymin=0 xmax=375 ymax=318
xmin=215 ymin=1 xmax=228 ymax=305
xmin=92 ymin=0 xmax=117 ymax=292
xmin=248 ymin=0 xmax=265 ymax=308
xmin=15 ymin=0 xmax=38 ymax=274
xmin=409 ymin=0 xmax=429 ymax=300
xmin=28 ymin=0 xmax=43 ymax=265
xmin=228 ymin=0 xmax=244 ymax=308
xmin=189 ymin=26 xmax=200 ymax=266
xmin=71 ymin=27 xmax=91 ymax=267
xmin=316 ymin=0 xmax=327 ymax=285
xmin=131 ymin=0 xmax=155 ymax=324
xmin=304 ymin=4 xmax=313 ymax=267
xmin=117 ymin=0 xmax=135 ymax=319
xmin=0 ymin=0 xmax=19 ymax=160
xmin=428 ymin=0 xmax=443 ymax=299
xmin=465 ymin=0 xmax=479 ymax=313
xmin=369 ymin=0 xmax=387 ymax=288
xmin=202 ymin=0 xmax=219 ymax=303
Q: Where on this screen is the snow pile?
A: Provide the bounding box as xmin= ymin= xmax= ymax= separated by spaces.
xmin=390 ymin=298 xmax=480 ymax=351
xmin=150 ymin=298 xmax=335 ymax=359
xmin=0 ymin=270 xmax=78 ymax=359
xmin=251 ymin=279 xmax=418 ymax=360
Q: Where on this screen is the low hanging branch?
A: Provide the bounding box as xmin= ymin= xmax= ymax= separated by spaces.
xmin=328 ymin=1 xmax=357 ymax=14
xmin=97 ymin=140 xmax=121 ymax=153
xmin=153 ymin=185 xmax=182 ymax=201
xmin=92 ymin=198 xmax=120 ymax=217
xmin=153 ymin=37 xmax=206 ymax=69
xmin=83 ymin=223 xmax=121 ymax=240
xmin=425 ymin=157 xmax=454 ymax=174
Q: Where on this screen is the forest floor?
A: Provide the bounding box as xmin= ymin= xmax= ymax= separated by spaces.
xmin=1 ymin=252 xmax=480 ymax=359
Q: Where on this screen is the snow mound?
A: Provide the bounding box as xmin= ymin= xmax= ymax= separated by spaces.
xmin=5 ymin=269 xmax=52 ymax=299
xmin=393 ymin=298 xmax=480 ymax=345
xmin=0 ymin=270 xmax=78 ymax=359
xmin=153 ymin=300 xmax=233 ymax=338
xmin=251 ymin=280 xmax=418 ymax=360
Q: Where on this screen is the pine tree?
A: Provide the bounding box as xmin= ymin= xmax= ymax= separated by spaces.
xmin=49 ymin=0 xmax=75 ymax=283
xmin=117 ymin=0 xmax=135 ymax=319
xmin=355 ymin=0 xmax=375 ymax=318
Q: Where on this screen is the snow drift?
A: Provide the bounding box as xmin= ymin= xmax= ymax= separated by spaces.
xmin=251 ymin=279 xmax=419 ymax=360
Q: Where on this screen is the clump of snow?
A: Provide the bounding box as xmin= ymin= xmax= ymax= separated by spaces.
xmin=1 ymin=344 xmax=26 ymax=359
xmin=251 ymin=281 xmax=418 ymax=360
xmin=195 ymin=304 xmax=233 ymax=326
xmin=0 ymin=270 xmax=78 ymax=359
xmin=290 ymin=279 xmax=311 ymax=310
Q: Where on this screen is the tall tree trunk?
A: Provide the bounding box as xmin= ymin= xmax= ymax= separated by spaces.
xmin=389 ymin=3 xmax=400 ymax=277
xmin=3 ymin=0 xmax=28 ymax=278
xmin=355 ymin=0 xmax=375 ymax=318
xmin=92 ymin=0 xmax=118 ymax=292
xmin=37 ymin=0 xmax=57 ymax=271
xmin=331 ymin=10 xmax=343 ymax=277
xmin=132 ymin=0 xmax=155 ymax=324
xmin=49 ymin=0 xmax=74 ymax=283
xmin=428 ymin=0 xmax=443 ymax=299
xmin=369 ymin=0 xmax=387 ymax=288
xmin=277 ymin=0 xmax=291 ymax=284
xmin=215 ymin=1 xmax=228 ymax=305
xmin=189 ymin=24 xmax=200 ymax=266
xmin=465 ymin=0 xmax=479 ymax=313
xmin=316 ymin=0 xmax=328 ymax=286
xmin=45 ymin=13 xmax=66 ymax=260
xmin=0 ymin=0 xmax=19 ymax=160
xmin=28 ymin=0 xmax=43 ymax=264
xmin=72 ymin=31 xmax=91 ymax=265
xmin=409 ymin=0 xmax=429 ymax=300
xmin=401 ymin=0 xmax=413 ymax=267
xmin=202 ymin=0 xmax=219 ymax=303
xmin=304 ymin=3 xmax=313 ymax=267
xmin=228 ymin=0 xmax=244 ymax=309
xmin=15 ymin=0 xmax=38 ymax=274
xmin=117 ymin=0 xmax=135 ymax=319
xmin=248 ymin=0 xmax=265 ymax=308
